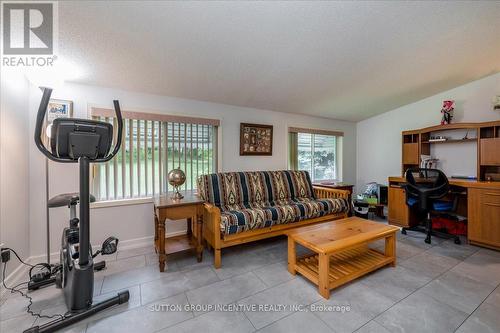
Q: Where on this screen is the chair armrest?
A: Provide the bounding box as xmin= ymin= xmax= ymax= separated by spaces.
xmin=313 ymin=186 xmax=350 ymax=199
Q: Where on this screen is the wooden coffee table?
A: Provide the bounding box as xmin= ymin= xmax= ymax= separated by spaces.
xmin=287 ymin=217 xmax=399 ymax=299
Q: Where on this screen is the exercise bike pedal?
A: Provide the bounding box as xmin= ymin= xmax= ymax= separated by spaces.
xmin=94 ymin=261 xmax=106 ymax=271
xmin=101 ymin=236 xmax=119 ymax=255
xmin=92 ymin=237 xmax=120 ymax=259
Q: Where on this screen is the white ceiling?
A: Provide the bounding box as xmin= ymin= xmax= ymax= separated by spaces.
xmin=59 ymin=1 xmax=500 ymax=122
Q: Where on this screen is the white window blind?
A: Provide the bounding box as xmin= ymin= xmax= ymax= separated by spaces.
xmin=91 ymin=108 xmax=219 ymax=201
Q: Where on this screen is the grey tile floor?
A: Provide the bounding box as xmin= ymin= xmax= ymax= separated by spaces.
xmin=1 ymin=229 xmax=500 ymax=333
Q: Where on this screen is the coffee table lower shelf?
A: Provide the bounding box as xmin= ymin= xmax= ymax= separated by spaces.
xmin=295 ymin=247 xmax=394 ymax=291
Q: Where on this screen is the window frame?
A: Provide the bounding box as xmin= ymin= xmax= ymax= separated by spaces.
xmin=288 ymin=127 xmax=343 ymax=183
xmin=89 ymin=106 xmax=220 ymax=206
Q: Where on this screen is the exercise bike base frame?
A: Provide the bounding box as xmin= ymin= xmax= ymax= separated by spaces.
xmin=23 ymin=291 xmax=130 ymax=333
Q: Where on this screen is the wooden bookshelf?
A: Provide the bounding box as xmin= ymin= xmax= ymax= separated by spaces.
xmin=401 ymin=121 xmax=500 ymax=180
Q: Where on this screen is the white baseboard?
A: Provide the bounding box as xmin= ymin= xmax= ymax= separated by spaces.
xmin=117 ymin=235 xmax=154 ymax=250
xmin=0 ymin=231 xmax=187 ymax=300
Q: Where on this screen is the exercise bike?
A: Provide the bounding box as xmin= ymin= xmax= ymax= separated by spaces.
xmin=26 ymin=87 xmax=129 ymax=333
xmin=27 ymin=193 xmax=118 ymax=291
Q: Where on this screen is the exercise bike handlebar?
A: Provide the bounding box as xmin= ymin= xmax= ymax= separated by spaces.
xmin=100 ymin=100 xmax=123 ymax=163
xmin=34 ymin=87 xmax=63 ymax=162
xmin=34 ymin=87 xmax=124 ymax=163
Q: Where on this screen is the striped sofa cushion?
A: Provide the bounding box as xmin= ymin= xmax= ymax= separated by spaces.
xmin=197 ymin=170 xmax=347 ymax=235
xmin=197 ymin=170 xmax=316 ymax=208
xmin=220 ymin=197 xmax=349 ymax=235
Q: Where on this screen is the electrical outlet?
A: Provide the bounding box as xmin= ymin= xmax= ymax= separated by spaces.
xmin=1 ymin=248 xmax=10 ymax=263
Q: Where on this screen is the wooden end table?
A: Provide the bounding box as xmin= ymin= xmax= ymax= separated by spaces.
xmin=153 ymin=191 xmax=204 ymax=272
xmin=287 ymin=217 xmax=399 ymax=299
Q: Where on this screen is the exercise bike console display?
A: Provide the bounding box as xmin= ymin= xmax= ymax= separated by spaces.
xmin=26 ymin=87 xmax=130 ymax=333
xmin=50 ymin=118 xmax=114 ymax=159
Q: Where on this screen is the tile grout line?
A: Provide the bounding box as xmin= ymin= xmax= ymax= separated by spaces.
xmin=453 ymin=281 xmax=500 ymax=333
xmin=253 ymin=307 xmax=312 ymax=332
xmin=183 ymin=270 xmax=319 ymax=326
xmin=241 ymin=309 xmax=258 ymax=332
xmin=307 ymin=303 xmax=338 ymax=333
xmin=139 ymin=281 xmax=143 ymax=306
xmin=148 ymin=291 xmax=201 ymax=333
xmin=78 ymin=245 xmax=281 ymax=301
xmin=97 ymin=264 xmax=267 ymax=322
xmin=2 ymin=238 xmax=492 ymax=333
xmin=99 ymin=275 xmax=105 ymax=295
xmin=251 ymin=268 xmax=270 ymax=287
xmin=0 ymin=238 xmax=418 ymax=329
xmin=212 ymin=253 xmax=285 ymax=282
xmin=370 ymin=241 xmax=481 ymax=332
xmin=354 ymin=236 xmax=478 ymax=332
xmin=244 ymin=294 xmax=327 ymax=332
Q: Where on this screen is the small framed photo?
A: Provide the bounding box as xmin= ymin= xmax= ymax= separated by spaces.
xmin=494 ymin=95 xmax=500 ymax=111
xmin=47 ymin=99 xmax=73 ymax=123
xmin=240 ymin=123 xmax=273 ymax=156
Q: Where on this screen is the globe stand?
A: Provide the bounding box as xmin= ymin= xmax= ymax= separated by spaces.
xmin=171 ymin=185 xmax=184 ymax=200
xmin=168 ymin=167 xmax=186 ymax=200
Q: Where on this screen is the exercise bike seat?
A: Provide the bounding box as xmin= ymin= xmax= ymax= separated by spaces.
xmin=48 ymin=193 xmax=96 ymax=208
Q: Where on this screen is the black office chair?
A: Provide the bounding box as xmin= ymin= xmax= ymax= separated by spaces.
xmin=403 ymin=167 xmax=460 ymax=244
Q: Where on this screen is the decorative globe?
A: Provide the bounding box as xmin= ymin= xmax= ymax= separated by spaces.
xmin=167 ymin=168 xmax=186 ymax=199
xmin=168 ymin=168 xmax=186 ymax=187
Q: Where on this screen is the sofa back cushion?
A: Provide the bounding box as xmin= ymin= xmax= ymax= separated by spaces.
xmin=279 ymin=170 xmax=316 ymax=200
xmin=197 ymin=170 xmax=315 ymax=209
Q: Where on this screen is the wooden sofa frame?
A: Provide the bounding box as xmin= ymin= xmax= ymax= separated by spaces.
xmin=203 ymin=186 xmax=350 ymax=268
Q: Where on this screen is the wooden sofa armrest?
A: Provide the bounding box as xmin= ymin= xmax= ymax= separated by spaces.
xmin=313 ymin=186 xmax=350 ymax=199
xmin=202 ymin=202 xmax=222 ymax=268
xmin=313 ymin=186 xmax=351 ymax=217
xmin=203 ymin=203 xmax=220 ymax=234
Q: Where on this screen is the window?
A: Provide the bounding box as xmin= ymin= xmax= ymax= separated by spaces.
xmin=91 ymin=107 xmax=219 ymax=201
xmin=288 ymin=127 xmax=342 ymax=182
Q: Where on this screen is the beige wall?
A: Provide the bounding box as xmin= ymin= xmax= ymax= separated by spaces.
xmin=0 ymin=70 xmax=31 ymax=276
xmin=27 ymin=82 xmax=357 ymax=257
xmin=356 ymin=73 xmax=500 ymax=192
xmin=4 ymin=71 xmax=500 ymax=262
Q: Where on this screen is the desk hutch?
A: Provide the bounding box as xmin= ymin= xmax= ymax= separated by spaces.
xmin=388 ymin=121 xmax=500 ymax=250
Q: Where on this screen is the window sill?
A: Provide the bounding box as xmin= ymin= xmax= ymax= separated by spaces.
xmin=312 ymin=179 xmax=341 ymax=185
xmin=91 ymin=197 xmax=153 ymax=209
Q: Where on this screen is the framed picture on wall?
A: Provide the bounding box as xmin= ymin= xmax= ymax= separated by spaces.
xmin=240 ymin=123 xmax=273 ymax=156
xmin=43 ymin=99 xmax=73 ymax=144
xmin=47 ymin=99 xmax=73 ymax=123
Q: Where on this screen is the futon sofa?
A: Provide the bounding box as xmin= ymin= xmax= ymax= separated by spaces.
xmin=198 ymin=170 xmax=350 ymax=268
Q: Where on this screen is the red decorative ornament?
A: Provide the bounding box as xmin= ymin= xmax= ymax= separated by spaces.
xmin=441 ymin=100 xmax=454 ymax=125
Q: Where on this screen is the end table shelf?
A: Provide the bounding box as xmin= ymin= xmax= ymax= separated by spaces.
xmin=160 ymin=234 xmax=197 ymax=255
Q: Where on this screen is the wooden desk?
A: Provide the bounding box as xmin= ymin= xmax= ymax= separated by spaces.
xmin=389 ymin=176 xmax=500 ymax=189
xmin=153 ymin=192 xmax=204 ymax=272
xmin=388 ymin=176 xmax=500 ymax=250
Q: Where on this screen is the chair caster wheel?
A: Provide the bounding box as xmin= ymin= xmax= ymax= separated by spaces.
xmin=401 ymin=229 xmax=407 ymax=235
xmin=425 ymin=236 xmax=431 ymax=244
xmin=454 ymin=238 xmax=461 ymax=245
